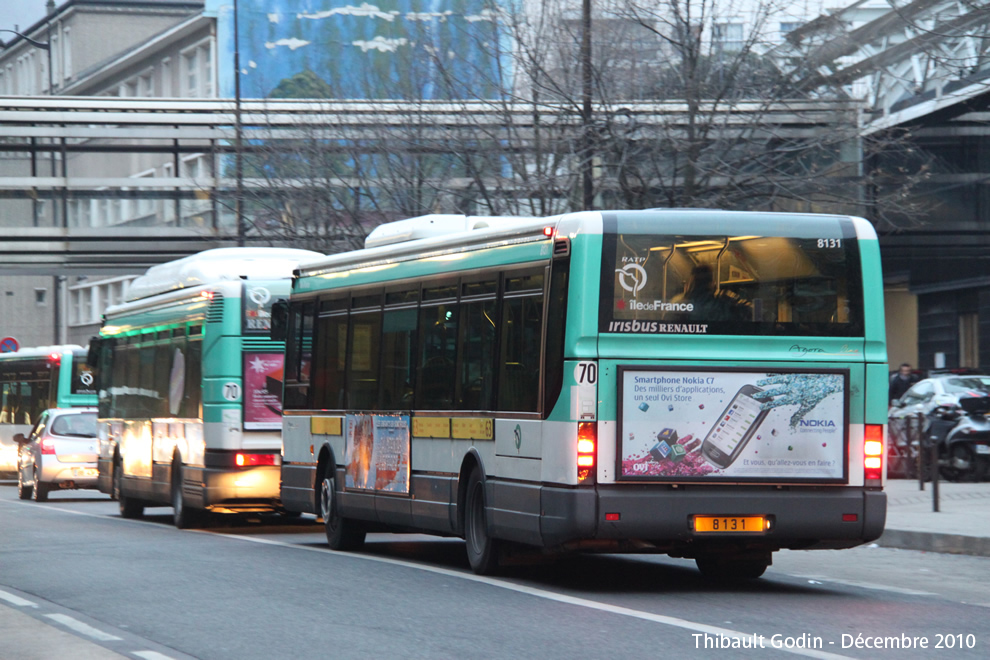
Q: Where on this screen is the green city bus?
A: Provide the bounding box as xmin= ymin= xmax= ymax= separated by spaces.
xmin=278 ymin=210 xmax=888 ymax=578
xmin=90 ymin=247 xmax=321 ymax=527
xmin=0 ymin=345 xmax=96 ymax=475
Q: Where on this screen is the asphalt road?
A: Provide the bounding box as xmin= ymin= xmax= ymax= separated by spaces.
xmin=1 ymin=484 xmax=987 ymax=660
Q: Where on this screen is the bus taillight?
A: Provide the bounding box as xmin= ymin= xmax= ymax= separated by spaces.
xmin=577 ymin=422 xmax=596 ymax=482
xmin=864 ymin=424 xmax=883 ymax=483
xmin=235 ymin=453 xmax=276 ymax=467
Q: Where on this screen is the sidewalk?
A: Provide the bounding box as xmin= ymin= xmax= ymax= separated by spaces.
xmin=0 ymin=601 xmax=129 ymax=660
xmin=878 ymin=478 xmax=990 ymax=557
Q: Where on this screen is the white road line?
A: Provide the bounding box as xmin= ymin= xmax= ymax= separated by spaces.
xmin=204 ymin=531 xmax=854 ymax=660
xmin=132 ymin=651 xmax=177 ymax=660
xmin=0 ymin=589 xmax=37 ymax=608
xmin=44 ymin=613 xmax=123 ymax=641
xmin=789 ymin=574 xmax=936 ymax=596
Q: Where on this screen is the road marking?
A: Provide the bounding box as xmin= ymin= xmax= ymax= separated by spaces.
xmin=789 ymin=574 xmax=936 ymax=596
xmin=45 ymin=613 xmax=123 ymax=641
xmin=0 ymin=589 xmax=37 ymax=608
xmin=204 ymin=531 xmax=853 ymax=660
xmin=133 ymin=651 xmax=177 ymax=660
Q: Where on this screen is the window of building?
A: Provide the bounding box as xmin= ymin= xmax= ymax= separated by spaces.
xmin=714 ymin=22 xmax=744 ymax=52
xmin=62 ymin=27 xmax=71 ymax=81
xmin=161 ymin=58 xmax=172 ymax=96
xmin=34 ymin=288 xmax=47 ymax=306
xmin=181 ymin=40 xmax=214 ymax=98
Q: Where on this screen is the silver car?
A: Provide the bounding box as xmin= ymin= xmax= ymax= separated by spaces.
xmin=16 ymin=408 xmax=100 ymax=501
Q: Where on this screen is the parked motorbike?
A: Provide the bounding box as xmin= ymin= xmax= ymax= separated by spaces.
xmin=936 ymin=396 xmax=990 ymax=482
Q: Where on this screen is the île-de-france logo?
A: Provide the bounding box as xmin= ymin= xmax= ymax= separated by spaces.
xmin=615 ymin=264 xmax=647 ymax=309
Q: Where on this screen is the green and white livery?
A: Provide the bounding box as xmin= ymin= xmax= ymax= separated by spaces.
xmin=92 ymin=247 xmax=321 ymax=527
xmin=279 ymin=210 xmax=888 ymax=578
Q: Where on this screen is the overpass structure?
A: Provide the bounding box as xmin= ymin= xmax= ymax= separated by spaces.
xmin=0 ymin=95 xmax=857 ymax=274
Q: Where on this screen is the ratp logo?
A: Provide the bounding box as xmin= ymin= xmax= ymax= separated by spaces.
xmin=615 ymin=263 xmax=648 ymax=295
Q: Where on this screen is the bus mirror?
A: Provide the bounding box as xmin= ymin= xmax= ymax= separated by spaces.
xmin=270 ymin=300 xmax=289 ymax=341
xmin=86 ymin=337 xmax=101 ymax=368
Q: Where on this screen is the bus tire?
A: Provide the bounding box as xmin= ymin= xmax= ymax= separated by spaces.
xmin=464 ymin=467 xmax=500 ymax=575
xmin=115 ymin=460 xmax=144 ymax=519
xmin=695 ymin=552 xmax=770 ymax=580
xmin=321 ymin=464 xmax=364 ymax=550
xmin=172 ymin=461 xmax=203 ymax=529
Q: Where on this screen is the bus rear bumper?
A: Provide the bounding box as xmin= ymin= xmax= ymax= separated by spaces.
xmin=539 ymin=485 xmax=887 ymax=553
xmin=198 ymin=465 xmax=282 ymax=513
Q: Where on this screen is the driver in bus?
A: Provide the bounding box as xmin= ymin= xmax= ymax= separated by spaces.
xmin=671 ymin=264 xmax=745 ymax=322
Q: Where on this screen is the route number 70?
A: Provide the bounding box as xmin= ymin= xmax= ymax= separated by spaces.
xmin=574 ymin=362 xmax=598 ymax=385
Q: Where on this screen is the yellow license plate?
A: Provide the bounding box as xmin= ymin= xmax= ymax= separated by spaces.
xmin=693 ymin=515 xmax=768 ymax=533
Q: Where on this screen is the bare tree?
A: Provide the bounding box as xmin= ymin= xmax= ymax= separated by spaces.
xmin=229 ymin=0 xmax=940 ymax=248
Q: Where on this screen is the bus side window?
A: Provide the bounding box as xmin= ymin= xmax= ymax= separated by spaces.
xmin=346 ymin=308 xmax=382 ymax=411
xmin=498 ymin=271 xmax=544 ymax=412
xmin=417 ymin=302 xmax=458 ymax=410
xmin=313 ymin=312 xmax=348 ymax=410
xmin=381 ymin=307 xmax=417 ymax=410
xmin=458 ymin=297 xmax=497 ymax=411
xmin=183 ymin=331 xmax=202 ymax=419
xmin=284 ymin=302 xmax=314 ymax=410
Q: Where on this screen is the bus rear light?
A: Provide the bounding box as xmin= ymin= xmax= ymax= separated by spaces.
xmin=864 ymin=424 xmax=884 ymax=482
xmin=577 ymin=422 xmax=596 ymax=482
xmin=543 ymin=226 xmax=554 ymax=237
xmin=235 ymin=453 xmax=276 ymax=467
xmin=605 ymin=513 xmax=620 ymax=522
xmin=842 ymin=513 xmax=859 ymax=522
xmin=49 ymin=352 xmax=61 ymax=365
xmin=40 ymin=438 xmax=56 ymax=455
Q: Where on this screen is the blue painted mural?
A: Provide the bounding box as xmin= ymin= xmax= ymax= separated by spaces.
xmin=208 ymin=0 xmax=509 ymax=100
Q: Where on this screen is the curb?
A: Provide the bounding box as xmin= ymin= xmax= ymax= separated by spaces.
xmin=875 ymin=529 xmax=990 ymax=558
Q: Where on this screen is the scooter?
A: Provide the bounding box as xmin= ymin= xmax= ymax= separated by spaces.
xmin=934 ymin=397 xmax=990 ymax=482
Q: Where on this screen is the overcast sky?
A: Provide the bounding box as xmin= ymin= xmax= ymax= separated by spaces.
xmin=1 ymin=0 xmax=49 ymax=38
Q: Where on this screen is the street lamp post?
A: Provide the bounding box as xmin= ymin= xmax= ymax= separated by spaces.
xmin=0 ymin=28 xmax=56 ymax=228
xmin=0 ymin=26 xmax=63 ymax=345
xmin=580 ymin=0 xmax=594 ymax=211
xmin=233 ymin=0 xmax=245 ymax=246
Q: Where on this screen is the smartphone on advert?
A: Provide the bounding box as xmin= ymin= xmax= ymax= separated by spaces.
xmin=701 ymin=384 xmax=771 ymax=469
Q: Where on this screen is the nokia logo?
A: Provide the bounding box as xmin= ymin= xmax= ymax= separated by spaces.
xmin=798 ymin=419 xmax=836 ymax=427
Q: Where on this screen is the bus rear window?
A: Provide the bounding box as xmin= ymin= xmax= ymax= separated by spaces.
xmin=601 ymin=232 xmax=863 ymax=337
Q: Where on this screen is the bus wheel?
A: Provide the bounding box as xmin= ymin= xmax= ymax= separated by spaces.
xmin=464 ymin=467 xmax=500 ymax=575
xmin=695 ymin=552 xmax=770 ymax=580
xmin=321 ymin=465 xmax=364 ymax=550
xmin=115 ymin=461 xmax=144 ymax=519
xmin=31 ymin=466 xmax=49 ymax=502
xmin=172 ymin=461 xmax=203 ymax=529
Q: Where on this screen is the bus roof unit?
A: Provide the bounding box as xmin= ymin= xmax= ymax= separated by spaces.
xmin=124 ymin=248 xmax=323 ymax=302
xmin=364 ymin=214 xmax=542 ymax=248
xmin=0 ymin=345 xmax=86 ymax=359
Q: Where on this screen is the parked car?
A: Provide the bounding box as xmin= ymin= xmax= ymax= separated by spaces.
xmin=16 ymin=408 xmax=100 ymax=501
xmin=888 ymin=374 xmax=990 ymax=479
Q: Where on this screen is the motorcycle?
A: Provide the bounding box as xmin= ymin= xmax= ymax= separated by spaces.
xmin=936 ymin=396 xmax=990 ymax=482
